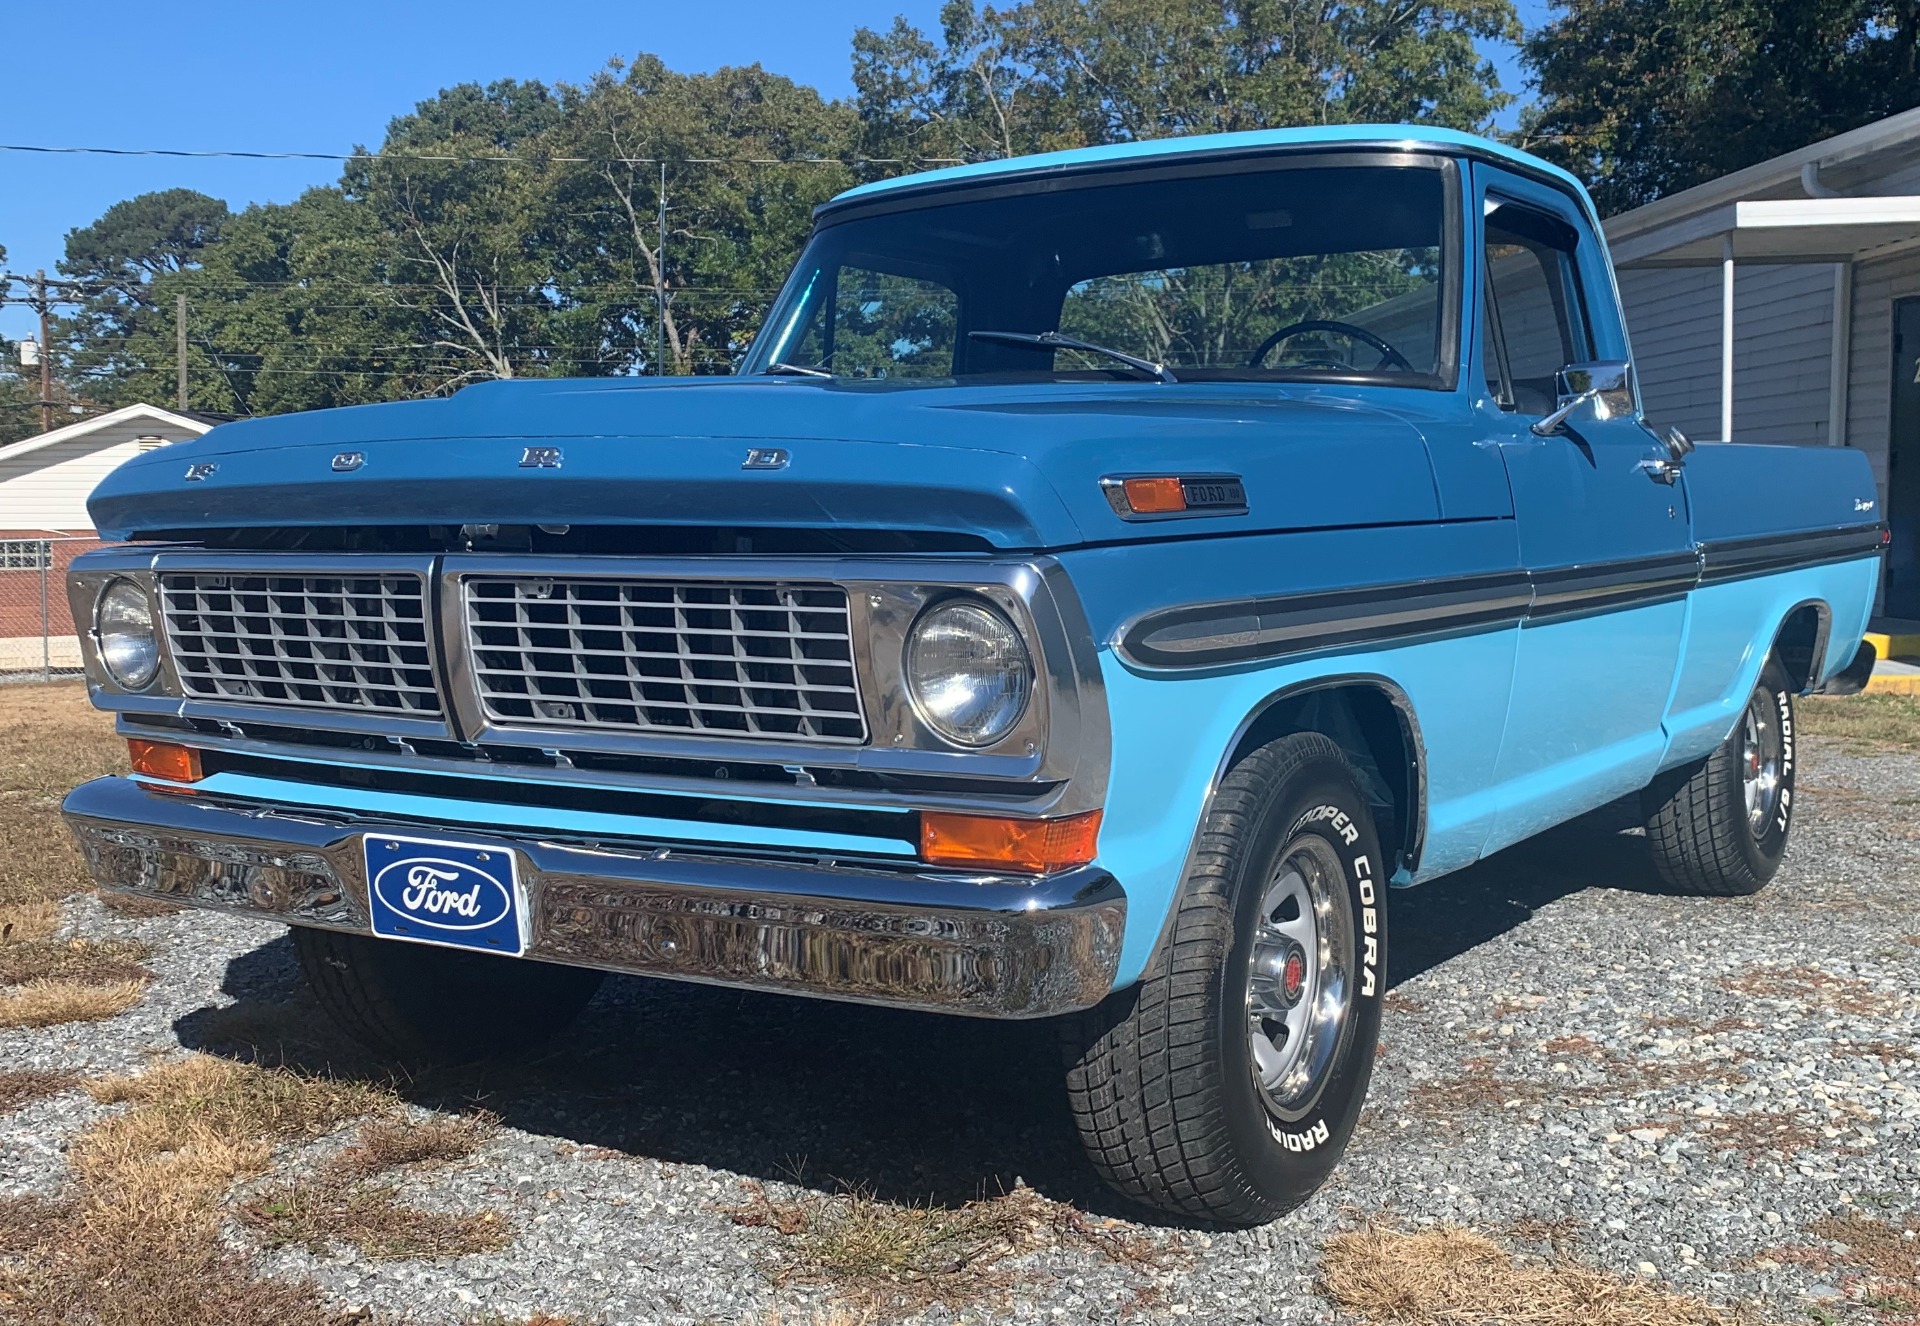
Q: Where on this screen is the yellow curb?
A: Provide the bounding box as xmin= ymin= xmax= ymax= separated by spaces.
xmin=1864 ymin=630 xmax=1920 ymax=662
xmin=1864 ymin=671 xmax=1920 ymax=696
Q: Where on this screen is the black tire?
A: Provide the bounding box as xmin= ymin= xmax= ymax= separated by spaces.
xmin=1642 ymin=656 xmax=1797 ymax=896
xmin=1060 ymin=732 xmax=1386 ymax=1226
xmin=292 ymin=927 xmax=605 ymax=1063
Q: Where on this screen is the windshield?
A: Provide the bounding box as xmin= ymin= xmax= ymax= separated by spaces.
xmin=746 ymin=158 xmax=1456 ymax=386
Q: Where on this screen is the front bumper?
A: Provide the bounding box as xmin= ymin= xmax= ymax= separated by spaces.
xmin=63 ymin=776 xmax=1126 ymax=1018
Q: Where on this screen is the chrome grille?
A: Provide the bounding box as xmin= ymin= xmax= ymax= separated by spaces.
xmin=158 ymin=571 xmax=441 ymax=718
xmin=464 ymin=577 xmax=866 ymax=744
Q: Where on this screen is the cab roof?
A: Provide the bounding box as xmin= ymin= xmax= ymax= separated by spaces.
xmin=823 ymin=124 xmax=1591 ymax=216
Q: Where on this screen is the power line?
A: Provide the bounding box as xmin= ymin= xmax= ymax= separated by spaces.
xmin=0 ymin=143 xmax=966 ymax=166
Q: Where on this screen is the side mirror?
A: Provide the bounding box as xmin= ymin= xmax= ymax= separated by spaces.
xmin=1530 ymin=360 xmax=1635 ymax=436
xmin=1662 ymin=425 xmax=1695 ymax=462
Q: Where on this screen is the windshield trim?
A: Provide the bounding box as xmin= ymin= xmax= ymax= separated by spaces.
xmin=744 ymin=152 xmax=1464 ymax=393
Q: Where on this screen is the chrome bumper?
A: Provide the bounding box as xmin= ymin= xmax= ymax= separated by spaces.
xmin=62 ymin=777 xmax=1125 ymax=1018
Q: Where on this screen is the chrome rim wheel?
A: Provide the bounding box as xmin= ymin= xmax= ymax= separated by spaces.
xmin=1740 ymin=687 xmax=1784 ymax=838
xmin=1245 ymin=835 xmax=1355 ymax=1122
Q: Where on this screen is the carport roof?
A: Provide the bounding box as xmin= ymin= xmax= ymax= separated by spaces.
xmin=1606 ymin=106 xmax=1920 ymax=268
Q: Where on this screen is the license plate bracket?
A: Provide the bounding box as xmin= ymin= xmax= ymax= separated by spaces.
xmin=363 ymin=834 xmax=526 ymax=956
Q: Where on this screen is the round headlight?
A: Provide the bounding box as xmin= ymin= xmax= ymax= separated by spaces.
xmin=904 ymin=599 xmax=1033 ymax=747
xmin=95 ymin=578 xmax=159 ymax=690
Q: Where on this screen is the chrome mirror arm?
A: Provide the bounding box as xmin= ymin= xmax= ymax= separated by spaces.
xmin=1530 ymin=390 xmax=1598 ymax=437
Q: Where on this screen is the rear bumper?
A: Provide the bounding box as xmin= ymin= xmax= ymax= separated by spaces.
xmin=62 ymin=776 xmax=1125 ymax=1018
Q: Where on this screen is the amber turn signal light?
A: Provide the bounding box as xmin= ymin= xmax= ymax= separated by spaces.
xmin=920 ymin=809 xmax=1102 ymax=873
xmin=127 ymin=738 xmax=203 ymax=784
xmin=1121 ymin=476 xmax=1188 ymax=514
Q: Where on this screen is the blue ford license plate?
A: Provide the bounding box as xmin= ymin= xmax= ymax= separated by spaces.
xmin=363 ymin=834 xmax=526 ymax=956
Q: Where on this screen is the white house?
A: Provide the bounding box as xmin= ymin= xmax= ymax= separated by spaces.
xmin=0 ymin=402 xmax=213 ymax=540
xmin=0 ymin=404 xmax=213 ymax=662
xmin=1607 ymin=108 xmax=1920 ymax=618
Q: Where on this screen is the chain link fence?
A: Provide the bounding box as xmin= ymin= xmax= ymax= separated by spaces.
xmin=0 ymin=536 xmax=107 ymax=682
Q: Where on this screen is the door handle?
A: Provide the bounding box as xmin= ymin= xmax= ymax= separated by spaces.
xmin=1637 ymin=424 xmax=1695 ymax=485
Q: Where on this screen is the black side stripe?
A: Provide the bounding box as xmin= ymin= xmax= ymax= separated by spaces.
xmin=1699 ymin=524 xmax=1887 ymax=584
xmin=1117 ymin=523 xmax=1885 ymax=671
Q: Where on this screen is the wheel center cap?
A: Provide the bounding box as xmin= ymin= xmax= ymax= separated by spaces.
xmin=1278 ymin=941 xmax=1308 ymax=1008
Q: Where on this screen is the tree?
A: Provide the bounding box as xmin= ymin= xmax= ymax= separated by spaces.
xmin=546 ymin=56 xmax=859 ymax=374
xmin=1522 ymin=0 xmax=1920 ymax=214
xmin=54 ymin=190 xmax=228 ymax=401
xmin=853 ymin=0 xmax=1521 ymax=162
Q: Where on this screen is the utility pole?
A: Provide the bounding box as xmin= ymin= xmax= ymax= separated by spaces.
xmin=35 ymin=270 xmax=51 ymax=433
xmin=176 ymin=294 xmax=188 ymax=409
xmin=656 ymin=163 xmax=668 ymax=376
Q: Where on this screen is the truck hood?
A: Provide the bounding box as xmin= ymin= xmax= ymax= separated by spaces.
xmin=88 ymin=376 xmax=1442 ymax=547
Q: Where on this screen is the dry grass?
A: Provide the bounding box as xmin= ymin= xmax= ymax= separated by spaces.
xmin=0 ymin=1054 xmax=399 ymax=1325
xmin=1719 ymin=964 xmax=1900 ymax=1017
xmin=0 ymin=976 xmax=146 ymax=1028
xmin=1320 ymin=1224 xmax=1755 ymax=1326
xmin=0 ymin=1068 xmax=78 ymax=1114
xmin=240 ymin=1180 xmax=509 ymax=1260
xmin=723 ymin=1180 xmax=1181 ymax=1313
xmin=1808 ymin=1212 xmax=1920 ymax=1321
xmin=0 ymin=935 xmax=151 ymax=986
xmin=1696 ymin=1111 xmax=1823 ymax=1160
xmin=0 ymin=683 xmax=122 ymax=909
xmin=0 ymin=1194 xmax=75 ymax=1254
xmin=0 ymin=900 xmax=61 ymax=944
xmin=323 ymin=1112 xmax=495 ymax=1183
xmin=234 ymin=1111 xmax=507 ymax=1260
xmin=1766 ymin=1212 xmax=1920 ymax=1323
xmin=1800 ymin=693 xmax=1920 ymax=752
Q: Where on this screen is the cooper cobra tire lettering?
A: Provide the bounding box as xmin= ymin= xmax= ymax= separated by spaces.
xmin=1356 ymin=852 xmax=1379 ymax=998
xmin=1059 ymin=732 xmax=1387 ymax=1225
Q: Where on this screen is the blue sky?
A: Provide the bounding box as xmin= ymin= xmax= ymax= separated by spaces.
xmin=0 ymin=0 xmax=1547 ymax=342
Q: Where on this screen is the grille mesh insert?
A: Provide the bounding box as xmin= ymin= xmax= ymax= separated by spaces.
xmin=159 ymin=571 xmax=440 ymax=717
xmin=464 ymin=577 xmax=866 ymax=743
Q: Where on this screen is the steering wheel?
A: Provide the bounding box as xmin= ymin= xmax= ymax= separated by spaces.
xmin=1248 ymin=319 xmax=1414 ymax=373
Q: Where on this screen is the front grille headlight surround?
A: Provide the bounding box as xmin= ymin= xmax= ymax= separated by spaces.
xmin=94 ymin=577 xmax=160 ymax=690
xmin=66 ymin=551 xmax=180 ymax=704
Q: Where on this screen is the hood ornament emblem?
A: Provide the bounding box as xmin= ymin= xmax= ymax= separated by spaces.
xmin=743 ymin=448 xmax=789 ymax=470
xmin=331 ymin=451 xmax=365 ymax=472
xmin=519 ymin=446 xmax=563 ymax=469
xmin=183 ymin=461 xmax=218 ymax=482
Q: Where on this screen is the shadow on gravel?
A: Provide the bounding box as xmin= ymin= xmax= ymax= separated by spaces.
xmin=172 ymin=799 xmax=1670 ymax=1217
xmin=1387 ymin=796 xmax=1671 ymax=986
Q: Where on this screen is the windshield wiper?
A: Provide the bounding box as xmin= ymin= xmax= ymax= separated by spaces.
xmin=968 ymin=330 xmax=1178 ymax=384
xmin=764 ymin=361 xmax=833 ymax=378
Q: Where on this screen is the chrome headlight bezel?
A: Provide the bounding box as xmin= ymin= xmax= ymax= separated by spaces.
xmin=92 ymin=576 xmax=161 ymax=691
xmin=902 ymin=596 xmax=1035 ymax=748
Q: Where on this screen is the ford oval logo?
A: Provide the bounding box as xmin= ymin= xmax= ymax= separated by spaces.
xmin=369 ymin=856 xmax=513 ymax=933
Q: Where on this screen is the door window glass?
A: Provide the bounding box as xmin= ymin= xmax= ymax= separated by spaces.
xmin=1483 ymin=201 xmax=1592 ymax=412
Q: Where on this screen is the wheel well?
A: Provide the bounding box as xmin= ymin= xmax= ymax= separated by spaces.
xmin=1228 ymin=680 xmax=1423 ymax=876
xmin=1770 ymin=601 xmax=1830 ymax=693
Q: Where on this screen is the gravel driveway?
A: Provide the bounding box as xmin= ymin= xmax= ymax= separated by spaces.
xmin=2 ymin=729 xmax=1915 ymax=1325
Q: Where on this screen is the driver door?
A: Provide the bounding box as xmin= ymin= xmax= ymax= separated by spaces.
xmin=1473 ymin=164 xmax=1695 ymax=853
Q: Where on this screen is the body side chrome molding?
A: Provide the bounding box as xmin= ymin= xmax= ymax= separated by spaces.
xmin=1115 ymin=524 xmax=1885 ymax=672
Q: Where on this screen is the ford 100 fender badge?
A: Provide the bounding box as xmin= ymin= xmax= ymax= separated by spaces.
xmin=183 ymin=461 xmax=218 ymax=482
xmin=519 ymin=446 xmax=563 ymax=469
xmin=331 ymin=451 xmax=365 ymax=472
xmin=743 ymin=448 xmax=790 ymax=470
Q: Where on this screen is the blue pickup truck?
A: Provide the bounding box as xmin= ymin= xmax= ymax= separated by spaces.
xmin=62 ymin=125 xmax=1883 ymax=1225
